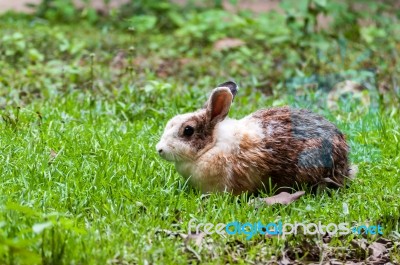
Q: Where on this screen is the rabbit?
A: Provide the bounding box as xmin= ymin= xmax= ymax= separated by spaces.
xmin=156 ymin=81 xmax=355 ymax=195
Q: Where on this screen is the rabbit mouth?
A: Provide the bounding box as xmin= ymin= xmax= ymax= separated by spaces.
xmin=158 ymin=151 xmax=175 ymax=162
xmin=160 ymin=151 xmax=193 ymax=163
xmin=157 ymin=144 xmax=180 ymax=162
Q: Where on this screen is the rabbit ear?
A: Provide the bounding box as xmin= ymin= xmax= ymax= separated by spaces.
xmin=207 ymin=88 xmax=233 ymax=124
xmin=201 ymin=81 xmax=238 ymax=109
xmin=217 ymin=81 xmax=238 ymax=100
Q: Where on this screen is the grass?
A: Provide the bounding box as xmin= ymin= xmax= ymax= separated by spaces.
xmin=1 ymin=3 xmax=400 ymax=264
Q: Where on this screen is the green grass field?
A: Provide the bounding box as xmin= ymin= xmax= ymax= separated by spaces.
xmin=1 ymin=2 xmax=400 ymax=264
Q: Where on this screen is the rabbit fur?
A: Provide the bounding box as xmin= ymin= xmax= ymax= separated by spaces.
xmin=156 ymin=81 xmax=353 ymax=195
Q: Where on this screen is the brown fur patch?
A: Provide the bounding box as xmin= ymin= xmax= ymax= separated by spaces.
xmin=250 ymin=107 xmax=349 ymax=191
xmin=180 ymin=111 xmax=216 ymax=155
xmin=205 ymin=107 xmax=350 ymax=195
xmin=226 ymin=133 xmax=268 ymax=194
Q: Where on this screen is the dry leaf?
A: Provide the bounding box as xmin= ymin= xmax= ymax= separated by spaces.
xmin=213 ymin=38 xmax=245 ymax=51
xmin=261 ymin=191 xmax=305 ymax=206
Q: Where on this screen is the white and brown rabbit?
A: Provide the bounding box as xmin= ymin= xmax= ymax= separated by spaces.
xmin=156 ymin=81 xmax=354 ymax=195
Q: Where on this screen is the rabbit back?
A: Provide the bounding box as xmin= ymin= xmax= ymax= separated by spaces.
xmin=249 ymin=107 xmax=350 ymax=189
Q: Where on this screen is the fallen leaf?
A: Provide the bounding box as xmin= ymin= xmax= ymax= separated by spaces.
xmin=261 ymin=191 xmax=305 ymax=206
xmin=213 ymin=38 xmax=245 ymax=51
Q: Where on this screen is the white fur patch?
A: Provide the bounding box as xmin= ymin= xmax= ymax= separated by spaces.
xmin=159 ymin=112 xmax=266 ymax=194
xmin=184 ymin=116 xmax=265 ymax=192
xmin=212 ymin=117 xmax=265 ymax=153
xmin=214 ymin=119 xmax=239 ymax=152
xmin=156 ymin=112 xmax=198 ymax=162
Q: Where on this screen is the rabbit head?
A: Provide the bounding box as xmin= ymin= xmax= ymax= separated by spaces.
xmin=156 ymin=81 xmax=238 ymax=163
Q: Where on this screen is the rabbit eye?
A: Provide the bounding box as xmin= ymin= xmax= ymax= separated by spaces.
xmin=183 ymin=126 xmax=194 ymax=137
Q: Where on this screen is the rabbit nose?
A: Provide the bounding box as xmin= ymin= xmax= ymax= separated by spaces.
xmin=156 ymin=143 xmax=163 ymax=154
